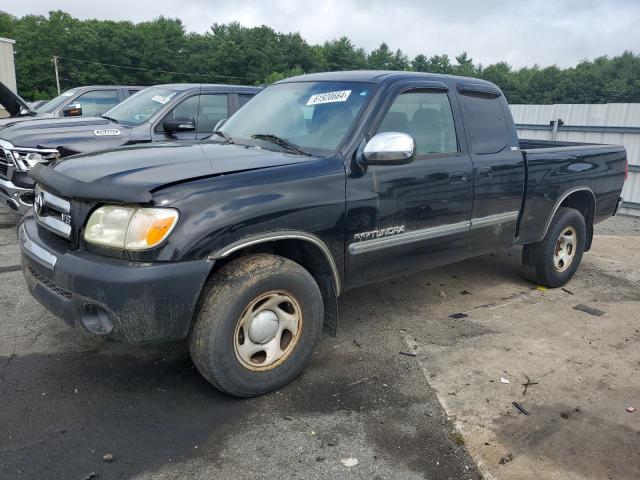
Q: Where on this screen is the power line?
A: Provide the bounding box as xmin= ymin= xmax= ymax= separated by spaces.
xmin=54 ymin=55 xmax=259 ymax=82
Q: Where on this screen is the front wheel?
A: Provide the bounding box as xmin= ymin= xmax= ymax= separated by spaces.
xmin=522 ymin=207 xmax=586 ymax=288
xmin=189 ymin=253 xmax=324 ymax=397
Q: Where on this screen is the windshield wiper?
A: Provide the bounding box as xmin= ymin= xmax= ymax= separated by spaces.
xmin=212 ymin=130 xmax=234 ymax=144
xmin=250 ymin=134 xmax=311 ymax=157
xmin=101 ymin=114 xmax=119 ymax=123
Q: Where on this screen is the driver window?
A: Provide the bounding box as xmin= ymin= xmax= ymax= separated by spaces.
xmin=196 ymin=94 xmax=228 ymax=134
xmin=156 ymin=95 xmax=199 ymax=132
xmin=376 ymin=91 xmax=458 ymax=155
xmin=68 ymin=89 xmax=119 ymax=117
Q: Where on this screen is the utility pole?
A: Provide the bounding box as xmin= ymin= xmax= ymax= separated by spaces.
xmin=53 ymin=56 xmax=60 ymax=95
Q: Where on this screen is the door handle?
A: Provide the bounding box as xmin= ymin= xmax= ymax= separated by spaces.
xmin=449 ymin=171 xmax=468 ymax=183
xmin=478 ymin=167 xmax=493 ymax=179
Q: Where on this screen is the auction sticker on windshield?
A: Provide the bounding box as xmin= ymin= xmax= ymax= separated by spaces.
xmin=307 ymin=90 xmax=351 ymax=106
xmin=152 ymin=95 xmax=173 ymax=105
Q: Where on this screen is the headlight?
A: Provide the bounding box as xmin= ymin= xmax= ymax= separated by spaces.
xmin=11 ymin=148 xmax=60 ymax=170
xmin=84 ymin=206 xmax=179 ymax=250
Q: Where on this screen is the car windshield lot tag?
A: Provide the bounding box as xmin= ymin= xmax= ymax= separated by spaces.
xmin=93 ymin=129 xmax=121 ymax=136
xmin=151 ymin=95 xmax=172 ymax=105
xmin=306 ymin=90 xmax=351 ymax=106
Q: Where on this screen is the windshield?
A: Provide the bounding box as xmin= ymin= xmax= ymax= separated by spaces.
xmin=101 ymin=87 xmax=179 ymax=125
xmin=38 ymin=89 xmax=78 ymax=113
xmin=220 ymin=81 xmax=374 ymax=155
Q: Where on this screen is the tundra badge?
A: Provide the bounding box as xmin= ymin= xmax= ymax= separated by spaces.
xmin=353 ymin=225 xmax=405 ymax=242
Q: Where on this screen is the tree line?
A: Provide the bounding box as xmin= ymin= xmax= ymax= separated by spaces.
xmin=1 ymin=10 xmax=639 ymax=104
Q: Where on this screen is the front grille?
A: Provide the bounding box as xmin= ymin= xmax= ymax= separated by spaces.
xmin=34 ymin=185 xmax=73 ymax=240
xmin=28 ymin=265 xmax=73 ymax=299
xmin=0 ymin=149 xmax=11 ymax=179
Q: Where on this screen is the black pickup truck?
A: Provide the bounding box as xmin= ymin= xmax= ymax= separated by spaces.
xmin=0 ymin=83 xmax=260 ymax=214
xmin=19 ymin=71 xmax=627 ymax=397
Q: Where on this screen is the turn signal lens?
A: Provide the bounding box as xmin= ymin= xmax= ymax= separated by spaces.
xmin=124 ymin=208 xmax=179 ymax=249
xmin=84 ymin=206 xmax=179 ymax=250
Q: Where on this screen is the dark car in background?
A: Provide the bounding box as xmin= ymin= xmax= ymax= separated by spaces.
xmin=0 ymin=83 xmax=261 ymax=214
xmin=0 ymin=83 xmax=144 ymax=127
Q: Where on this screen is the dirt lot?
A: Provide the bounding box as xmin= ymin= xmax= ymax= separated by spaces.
xmin=1 ymin=204 xmax=639 ymax=479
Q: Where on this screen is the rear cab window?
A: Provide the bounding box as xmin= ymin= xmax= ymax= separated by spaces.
xmin=458 ymin=92 xmax=509 ymax=154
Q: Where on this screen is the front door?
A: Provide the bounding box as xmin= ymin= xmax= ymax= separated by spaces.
xmin=345 ymin=85 xmax=473 ymax=287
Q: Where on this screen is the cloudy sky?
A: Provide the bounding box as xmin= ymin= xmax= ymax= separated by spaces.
xmin=5 ymin=0 xmax=640 ymax=68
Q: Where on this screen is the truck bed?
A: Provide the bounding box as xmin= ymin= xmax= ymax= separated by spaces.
xmin=516 ymin=138 xmax=627 ymax=245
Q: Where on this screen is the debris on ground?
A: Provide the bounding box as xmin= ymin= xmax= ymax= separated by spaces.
xmin=340 ymin=458 xmax=359 ymax=467
xmin=450 ymin=431 xmax=465 ymax=445
xmin=536 ymin=285 xmax=547 ymax=291
xmin=352 ymin=340 xmax=361 ymax=348
xmin=500 ymin=377 xmax=510 ymax=384
xmin=449 ymin=312 xmax=469 ymax=319
xmin=499 ymin=453 xmax=514 ymax=465
xmin=561 ymin=288 xmax=575 ymax=295
xmin=521 ymin=374 xmax=538 ymax=395
xmin=560 ymin=412 xmax=570 ymax=419
xmin=439 ymin=291 xmax=447 ymax=300
xmin=626 ymin=407 xmax=637 ymax=413
xmin=80 ymin=471 xmax=98 ymax=480
xmin=399 ymin=351 xmax=417 ymax=357
xmin=460 ymin=290 xmax=472 ymax=295
xmin=512 ymin=401 xmax=530 ymax=415
xmin=572 ymin=304 xmax=605 ymax=316
xmin=102 ymin=453 xmax=114 ymax=462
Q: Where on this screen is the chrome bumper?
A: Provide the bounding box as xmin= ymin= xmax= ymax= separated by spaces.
xmin=0 ymin=177 xmax=33 ymax=215
xmin=19 ymin=222 xmax=58 ymax=269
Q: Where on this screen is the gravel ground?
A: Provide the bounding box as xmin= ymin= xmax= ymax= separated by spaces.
xmin=594 ymin=214 xmax=640 ymax=235
xmin=1 ymin=206 xmax=638 ymax=479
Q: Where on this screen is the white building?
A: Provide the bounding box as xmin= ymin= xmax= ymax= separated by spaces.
xmin=0 ymin=37 xmax=17 ymax=117
xmin=512 ymin=103 xmax=640 ymax=216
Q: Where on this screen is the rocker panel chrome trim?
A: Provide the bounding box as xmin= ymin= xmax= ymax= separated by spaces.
xmin=349 ymin=211 xmax=519 ymax=255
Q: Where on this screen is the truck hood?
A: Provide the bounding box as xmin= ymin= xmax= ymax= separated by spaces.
xmin=0 ymin=116 xmax=133 ymax=154
xmin=31 ymin=141 xmax=314 ymax=203
xmin=0 ymin=112 xmax=55 ymax=128
xmin=0 ymin=81 xmax=36 ymax=117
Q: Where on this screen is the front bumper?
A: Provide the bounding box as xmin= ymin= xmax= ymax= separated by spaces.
xmin=19 ymin=216 xmax=213 ymax=343
xmin=0 ymin=176 xmax=33 ymax=215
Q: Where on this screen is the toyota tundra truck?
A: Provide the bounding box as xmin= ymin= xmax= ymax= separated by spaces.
xmin=0 ymin=83 xmax=260 ymax=214
xmin=19 ymin=71 xmax=627 ymax=397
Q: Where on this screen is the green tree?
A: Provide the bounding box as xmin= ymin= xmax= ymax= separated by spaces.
xmin=1 ymin=10 xmax=639 ymax=104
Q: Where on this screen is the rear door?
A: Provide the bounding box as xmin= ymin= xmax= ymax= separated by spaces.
xmin=345 ymin=82 xmax=473 ymax=286
xmin=457 ymin=84 xmax=525 ymax=253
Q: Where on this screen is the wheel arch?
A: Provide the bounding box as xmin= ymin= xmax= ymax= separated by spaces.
xmin=542 ymin=187 xmax=596 ymax=251
xmin=208 ymin=232 xmax=341 ymax=336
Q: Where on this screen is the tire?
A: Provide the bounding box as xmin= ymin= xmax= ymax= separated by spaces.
xmin=189 ymin=253 xmax=324 ymax=397
xmin=522 ymin=207 xmax=586 ymax=288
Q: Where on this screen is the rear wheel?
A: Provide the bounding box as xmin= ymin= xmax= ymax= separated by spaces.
xmin=522 ymin=207 xmax=586 ymax=288
xmin=189 ymin=253 xmax=323 ymax=397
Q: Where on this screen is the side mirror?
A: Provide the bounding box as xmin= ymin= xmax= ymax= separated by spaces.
xmin=62 ymin=103 xmax=82 ymax=117
xmin=363 ymin=132 xmax=415 ymax=165
xmin=163 ymin=116 xmax=196 ymax=133
xmin=213 ymin=118 xmax=227 ymax=131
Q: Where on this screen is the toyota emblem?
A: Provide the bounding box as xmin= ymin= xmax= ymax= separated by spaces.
xmin=34 ymin=192 xmax=44 ymax=216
